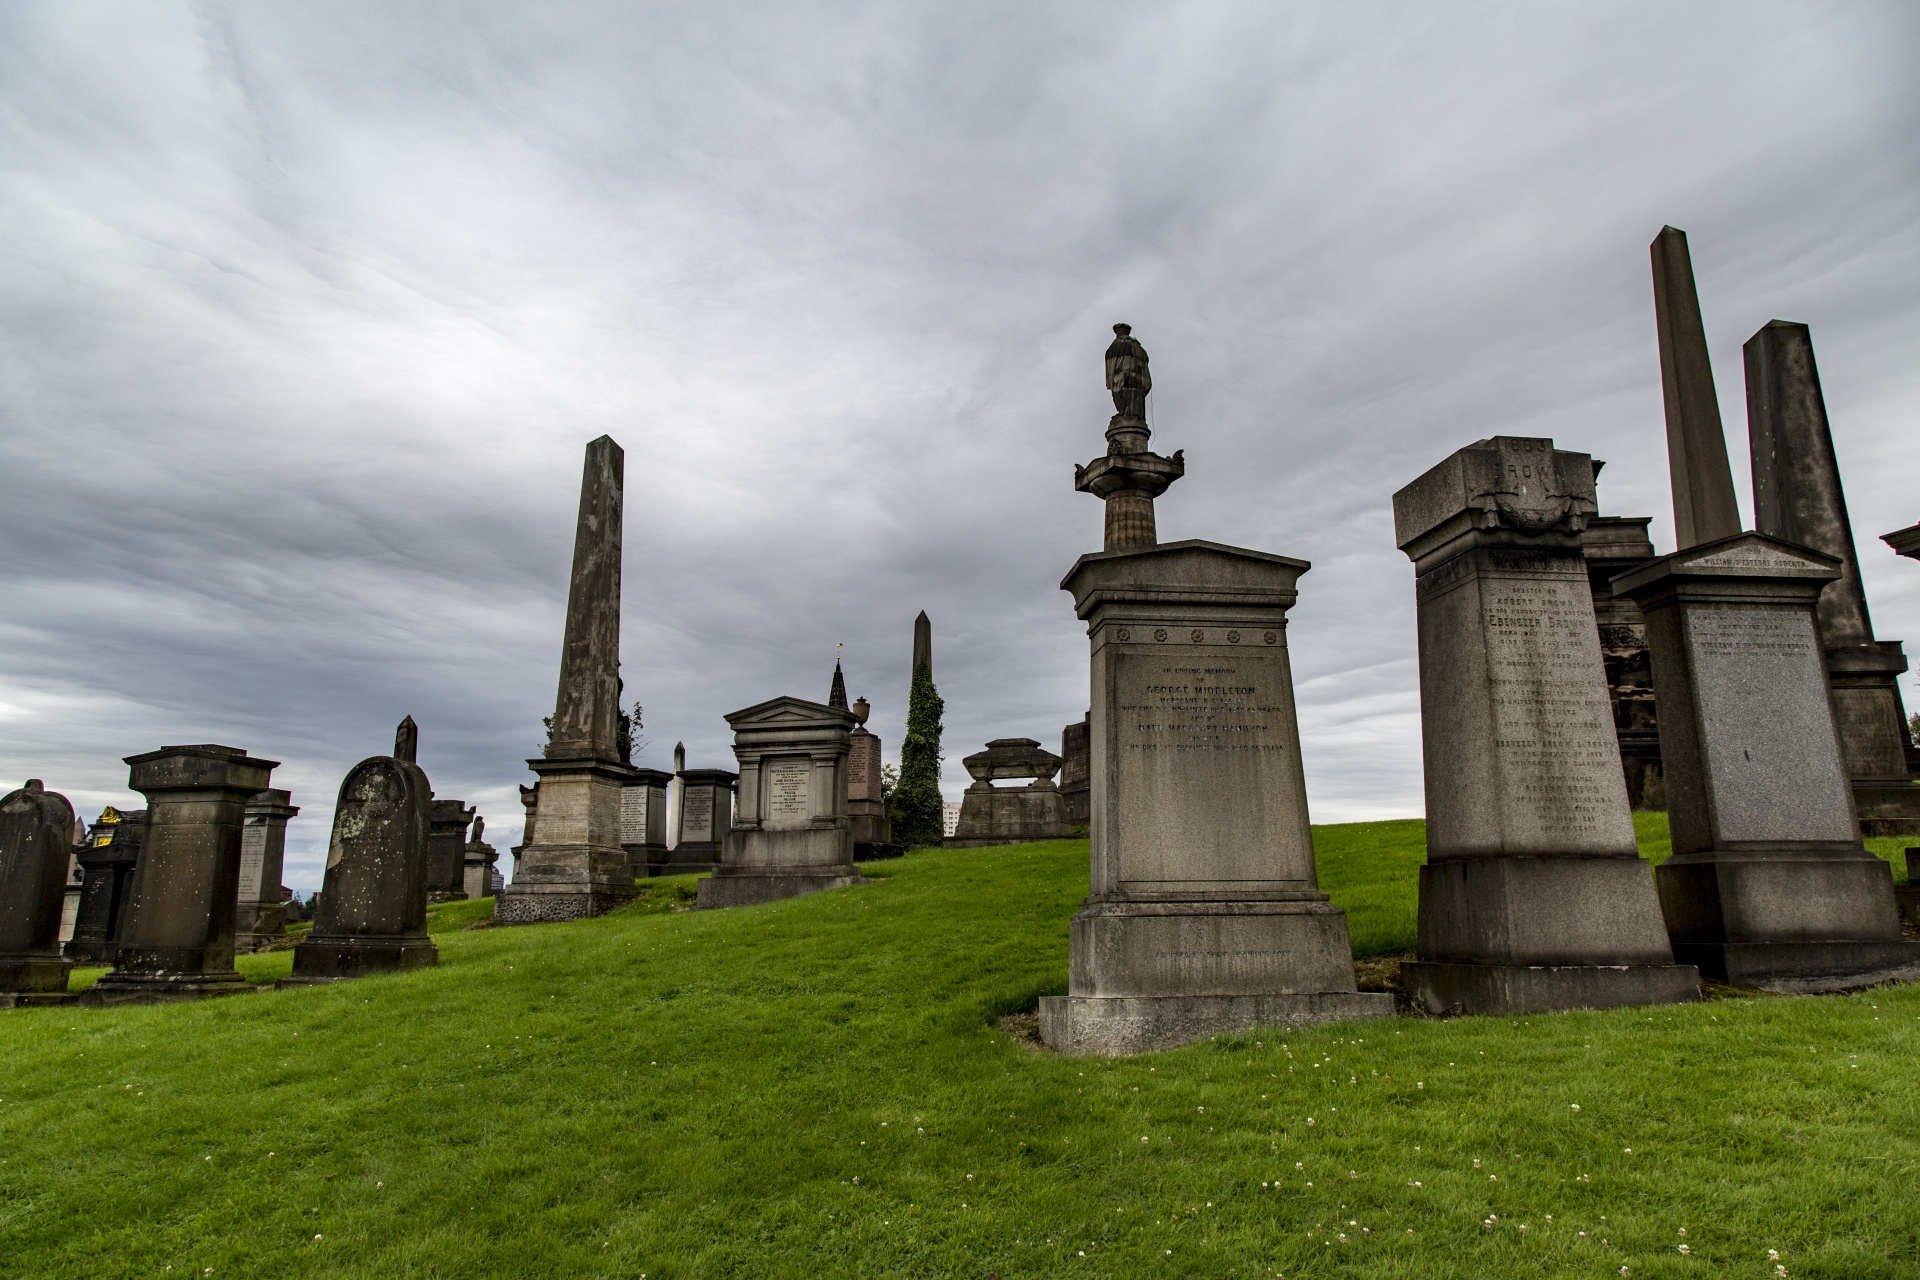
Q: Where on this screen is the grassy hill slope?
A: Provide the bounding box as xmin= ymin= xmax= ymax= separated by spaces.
xmin=2 ymin=819 xmax=1916 ymax=1278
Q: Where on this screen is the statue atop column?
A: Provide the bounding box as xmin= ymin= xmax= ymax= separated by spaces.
xmin=1075 ymin=323 xmax=1184 ymax=550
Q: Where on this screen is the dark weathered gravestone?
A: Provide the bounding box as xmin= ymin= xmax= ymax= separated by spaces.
xmin=696 ymin=697 xmax=866 ymax=909
xmin=0 ymin=780 xmax=78 ymax=1006
xmin=65 ymin=806 xmax=144 ymax=964
xmin=1059 ymin=714 xmax=1091 ymax=826
xmin=1393 ymin=436 xmax=1698 ymax=1015
xmin=1746 ymin=319 xmax=1920 ymax=836
xmin=83 ymin=745 xmax=278 ymax=1004
xmin=944 ymin=739 xmax=1068 ymax=848
xmin=235 ymin=789 xmax=299 ymax=953
xmin=1041 ymin=325 xmax=1386 ymax=1055
xmin=496 ymin=436 xmax=642 ymax=923
xmin=620 ymin=770 xmax=671 ymax=877
xmin=426 ymin=798 xmax=475 ymax=902
xmin=667 ymin=767 xmax=734 ymax=872
xmin=282 ymin=721 xmax=436 ymax=984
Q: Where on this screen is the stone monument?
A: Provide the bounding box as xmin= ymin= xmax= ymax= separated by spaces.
xmin=426 ymin=797 xmax=475 ymax=902
xmin=1059 ymin=714 xmax=1091 ymax=826
xmin=831 ymin=660 xmax=898 ymax=859
xmin=66 ymin=806 xmax=144 ymax=965
xmin=1040 ymin=324 xmax=1388 ymax=1055
xmin=1746 ymin=319 xmax=1920 ymax=835
xmin=944 ymin=738 xmax=1070 ymax=848
xmin=510 ymin=782 xmax=537 ymax=884
xmin=0 ymin=780 xmax=78 ymax=1006
xmin=235 ymin=789 xmax=299 ymax=953
xmin=83 ymin=744 xmax=278 ymax=1004
xmin=496 ymin=435 xmax=644 ymax=923
xmin=283 ymin=719 xmax=437 ymax=984
xmin=620 ymin=770 xmax=672 ymax=876
xmin=696 ymin=696 xmax=867 ymax=908
xmin=666 ymin=740 xmax=686 ymax=848
xmin=1393 ymin=436 xmax=1699 ymax=1015
xmin=668 ymin=767 xmax=734 ymax=872
xmin=462 ymin=817 xmax=500 ymax=898
xmin=1580 ymin=463 xmax=1664 ymax=809
xmin=1612 ymin=226 xmax=1920 ymax=989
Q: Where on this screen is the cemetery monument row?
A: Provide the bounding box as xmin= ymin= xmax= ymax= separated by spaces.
xmin=0 ymin=780 xmax=79 ymax=1007
xmin=696 ymin=695 xmax=866 ymax=909
xmin=944 ymin=738 xmax=1069 ymax=848
xmin=82 ymin=744 xmax=279 ymax=1005
xmin=283 ymin=717 xmax=437 ymax=984
xmin=496 ymin=435 xmax=645 ymax=923
xmin=1039 ymin=324 xmax=1390 ymax=1056
xmin=234 ymin=789 xmax=299 ymax=953
xmin=1392 ymin=435 xmax=1699 ymax=1015
xmin=1612 ymin=227 xmax=1919 ymax=989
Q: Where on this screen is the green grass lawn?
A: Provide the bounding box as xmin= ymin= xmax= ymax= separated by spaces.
xmin=4 ymin=820 xmax=1917 ymax=1278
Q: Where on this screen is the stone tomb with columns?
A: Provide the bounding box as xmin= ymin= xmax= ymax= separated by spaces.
xmin=1393 ymin=436 xmax=1698 ymax=1015
xmin=0 ymin=780 xmax=79 ymax=1007
xmin=696 ymin=697 xmax=867 ymax=909
xmin=1040 ymin=323 xmax=1387 ymax=1055
xmin=944 ymin=738 xmax=1069 ymax=848
xmin=83 ymin=745 xmax=278 ymax=1005
xmin=620 ymin=769 xmax=672 ymax=877
xmin=235 ymin=789 xmax=299 ymax=952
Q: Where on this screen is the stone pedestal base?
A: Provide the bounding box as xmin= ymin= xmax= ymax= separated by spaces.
xmin=1854 ymin=782 xmax=1920 ymax=838
xmin=946 ymin=786 xmax=1066 ymax=848
xmin=79 ymin=972 xmax=254 ymax=1006
xmin=1657 ymin=850 xmax=1920 ymax=988
xmin=279 ymin=935 xmax=438 ymax=985
xmin=1403 ymin=961 xmax=1699 ymax=1015
xmin=494 ymin=878 xmax=633 ymax=924
xmin=1039 ymin=991 xmax=1393 ymax=1056
xmin=695 ymin=866 xmax=870 ymax=909
xmin=0 ymin=956 xmax=74 ymax=1002
xmin=235 ymin=901 xmax=288 ymax=954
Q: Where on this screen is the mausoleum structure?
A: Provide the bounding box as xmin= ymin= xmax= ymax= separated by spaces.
xmin=1041 ymin=324 xmax=1388 ymax=1055
xmin=84 ymin=744 xmax=278 ymax=1004
xmin=496 ymin=436 xmax=644 ymax=923
xmin=943 ymin=738 xmax=1069 ymax=848
xmin=0 ymin=779 xmax=79 ymax=1007
xmin=235 ymin=789 xmax=298 ymax=953
xmin=1393 ymin=435 xmax=1699 ymax=1015
xmin=696 ymin=696 xmax=866 ymax=909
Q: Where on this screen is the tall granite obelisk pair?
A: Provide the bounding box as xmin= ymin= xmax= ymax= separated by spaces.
xmin=1039 ymin=325 xmax=1388 ymax=1055
xmin=495 ymin=436 xmax=643 ymax=923
xmin=1613 ymin=228 xmax=1919 ymax=989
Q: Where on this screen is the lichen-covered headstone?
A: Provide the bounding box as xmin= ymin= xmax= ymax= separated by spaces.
xmin=0 ymin=780 xmax=78 ymax=1006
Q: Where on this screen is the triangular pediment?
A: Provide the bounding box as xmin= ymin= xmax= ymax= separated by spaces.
xmin=1669 ymin=533 xmax=1838 ymax=577
xmin=724 ymin=695 xmax=854 ymax=727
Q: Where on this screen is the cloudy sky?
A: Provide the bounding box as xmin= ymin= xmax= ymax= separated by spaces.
xmin=3 ymin=3 xmax=1916 ymax=891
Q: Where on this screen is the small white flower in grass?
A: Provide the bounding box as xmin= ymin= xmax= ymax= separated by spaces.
xmin=1473 ymin=1159 xmax=1481 ymax=1168
xmin=1777 ymin=1267 xmax=1789 ymax=1278
xmin=1769 ymin=1250 xmax=1781 ymax=1262
xmin=1678 ymin=1227 xmax=1687 ymax=1236
xmin=1571 ymin=1104 xmax=1581 ymax=1112
xmin=1678 ymin=1244 xmax=1691 ymax=1255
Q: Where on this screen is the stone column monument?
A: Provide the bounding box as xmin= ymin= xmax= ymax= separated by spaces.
xmin=426 ymin=798 xmax=476 ymax=902
xmin=282 ymin=719 xmax=437 ymax=984
xmin=620 ymin=770 xmax=672 ymax=876
xmin=1611 ymin=227 xmax=1920 ymax=989
xmin=0 ymin=780 xmax=79 ymax=1006
xmin=65 ymin=806 xmax=144 ymax=965
xmin=235 ymin=789 xmax=299 ymax=953
xmin=696 ymin=696 xmax=866 ymax=908
xmin=669 ymin=767 xmax=734 ymax=872
xmin=1392 ymin=436 xmax=1698 ymax=1015
xmin=847 ymin=700 xmax=896 ymax=859
xmin=84 ymin=744 xmax=278 ymax=1004
xmin=496 ymin=436 xmax=643 ymax=923
xmin=1040 ymin=324 xmax=1388 ymax=1056
xmin=1746 ymin=320 xmax=1920 ymax=835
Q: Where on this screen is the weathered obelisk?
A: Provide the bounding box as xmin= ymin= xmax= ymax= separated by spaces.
xmin=1040 ymin=324 xmax=1388 ymax=1055
xmin=495 ymin=436 xmax=641 ymax=923
xmin=1746 ymin=320 xmax=1920 ymax=835
xmin=1616 ymin=228 xmax=1920 ymax=989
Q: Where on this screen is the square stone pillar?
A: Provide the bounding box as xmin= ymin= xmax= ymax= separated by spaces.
xmin=235 ymin=789 xmax=298 ymax=953
xmin=1393 ymin=437 xmax=1698 ymax=1015
xmin=0 ymin=780 xmax=79 ymax=1006
xmin=497 ymin=758 xmax=641 ymax=922
xmin=667 ymin=768 xmax=734 ymax=872
xmin=696 ymin=698 xmax=866 ymax=908
xmin=1617 ymin=533 xmax=1920 ymax=989
xmin=425 ymin=799 xmax=475 ymax=903
xmin=84 ymin=745 xmax=278 ymax=1004
xmin=1039 ymin=540 xmax=1391 ymax=1055
xmin=620 ymin=768 xmax=672 ymax=877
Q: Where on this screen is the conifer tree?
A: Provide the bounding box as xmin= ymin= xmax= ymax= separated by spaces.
xmin=889 ymin=658 xmax=945 ymax=849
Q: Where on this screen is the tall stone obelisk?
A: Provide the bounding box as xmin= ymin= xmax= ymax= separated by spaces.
xmin=495 ymin=436 xmax=641 ymax=923
xmin=1616 ymin=230 xmax=1920 ymax=989
xmin=1041 ymin=324 xmax=1387 ymax=1055
xmin=1746 ymin=320 xmax=1920 ymax=835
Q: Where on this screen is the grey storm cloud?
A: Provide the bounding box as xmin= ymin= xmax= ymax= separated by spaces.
xmin=2 ymin=2 xmax=1916 ymax=890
